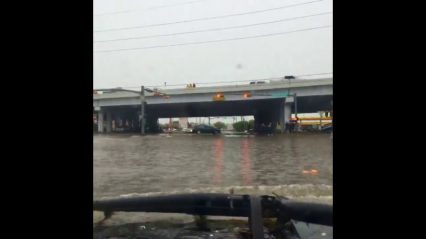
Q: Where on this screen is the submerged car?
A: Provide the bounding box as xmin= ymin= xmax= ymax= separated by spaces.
xmin=192 ymin=124 xmax=221 ymax=134
xmin=181 ymin=128 xmax=193 ymax=133
xmin=321 ymin=123 xmax=333 ymax=133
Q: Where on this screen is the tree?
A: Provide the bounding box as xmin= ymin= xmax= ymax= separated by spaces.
xmin=213 ymin=121 xmax=226 ymax=129
xmin=233 ymin=121 xmax=249 ymax=132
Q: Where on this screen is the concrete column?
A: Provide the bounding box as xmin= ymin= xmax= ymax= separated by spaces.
xmin=106 ymin=111 xmax=112 ymax=133
xmin=279 ymin=102 xmax=284 ymax=133
xmin=284 ymin=103 xmax=292 ymax=124
xmin=97 ymin=110 xmax=104 ymax=133
xmin=280 ymin=98 xmax=293 ymax=133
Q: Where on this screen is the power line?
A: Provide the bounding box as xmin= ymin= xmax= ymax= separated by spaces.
xmin=94 ymin=25 xmax=332 ymax=53
xmin=95 ymin=12 xmax=331 ymax=43
xmin=94 ymin=0 xmax=209 ymax=17
xmin=94 ymin=0 xmax=323 ymax=33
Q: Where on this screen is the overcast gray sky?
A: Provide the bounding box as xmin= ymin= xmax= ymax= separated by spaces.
xmin=94 ymin=0 xmax=332 ymax=89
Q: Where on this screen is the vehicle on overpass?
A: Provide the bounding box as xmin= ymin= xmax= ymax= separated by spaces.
xmin=192 ymin=124 xmax=221 ymax=134
xmin=249 ymin=80 xmax=266 ymax=85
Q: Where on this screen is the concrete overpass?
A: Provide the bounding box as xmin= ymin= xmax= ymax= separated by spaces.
xmin=93 ymin=78 xmax=332 ymax=133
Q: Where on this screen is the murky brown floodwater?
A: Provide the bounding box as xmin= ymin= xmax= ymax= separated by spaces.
xmin=94 ymin=133 xmax=333 ymax=238
xmin=94 ymin=133 xmax=332 ymax=199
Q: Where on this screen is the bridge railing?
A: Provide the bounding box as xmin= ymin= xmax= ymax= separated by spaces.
xmin=108 ymin=75 xmax=332 ymax=91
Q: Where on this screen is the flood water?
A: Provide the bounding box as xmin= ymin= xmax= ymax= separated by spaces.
xmin=94 ymin=133 xmax=332 ymax=199
xmin=94 ymin=133 xmax=333 ymax=238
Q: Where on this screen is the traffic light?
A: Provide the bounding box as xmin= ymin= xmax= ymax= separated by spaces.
xmin=243 ymin=92 xmax=252 ymax=98
xmin=213 ymin=93 xmax=225 ymax=101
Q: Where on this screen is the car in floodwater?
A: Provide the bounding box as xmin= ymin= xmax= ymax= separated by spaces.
xmin=192 ymin=124 xmax=221 ymax=134
xmin=181 ymin=128 xmax=193 ymax=133
xmin=321 ymin=124 xmax=333 ymax=133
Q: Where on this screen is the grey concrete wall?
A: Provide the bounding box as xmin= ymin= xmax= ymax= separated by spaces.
xmin=94 ymin=84 xmax=332 ymax=107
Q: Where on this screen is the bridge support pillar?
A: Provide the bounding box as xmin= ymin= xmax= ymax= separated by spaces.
xmin=280 ymin=98 xmax=293 ymax=133
xmin=106 ymin=111 xmax=112 ymax=133
xmin=97 ymin=110 xmax=104 ymax=133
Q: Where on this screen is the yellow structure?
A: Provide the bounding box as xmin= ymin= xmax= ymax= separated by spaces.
xmin=291 ymin=117 xmax=332 ymax=126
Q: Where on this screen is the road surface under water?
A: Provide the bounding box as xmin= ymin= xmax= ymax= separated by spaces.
xmin=94 ymin=133 xmax=332 ymax=199
xmin=94 ymin=133 xmax=332 ymax=238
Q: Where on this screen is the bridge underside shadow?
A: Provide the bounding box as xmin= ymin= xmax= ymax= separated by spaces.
xmin=97 ymin=95 xmax=332 ymax=133
xmin=146 ymin=95 xmax=331 ymax=117
xmin=149 ymin=99 xmax=279 ymax=118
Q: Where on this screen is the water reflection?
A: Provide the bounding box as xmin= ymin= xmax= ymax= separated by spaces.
xmin=240 ymin=138 xmax=252 ymax=186
xmin=212 ymin=138 xmax=224 ymax=186
xmin=94 ymin=134 xmax=332 ymax=198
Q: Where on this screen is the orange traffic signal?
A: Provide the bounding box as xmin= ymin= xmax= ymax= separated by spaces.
xmin=243 ymin=92 xmax=252 ymax=98
xmin=213 ymin=93 xmax=225 ymax=101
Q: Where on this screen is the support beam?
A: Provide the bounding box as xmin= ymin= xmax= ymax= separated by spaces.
xmin=280 ymin=98 xmax=293 ymax=133
xmin=284 ymin=103 xmax=292 ymax=125
xmin=97 ymin=110 xmax=104 ymax=133
xmin=106 ymin=111 xmax=112 ymax=133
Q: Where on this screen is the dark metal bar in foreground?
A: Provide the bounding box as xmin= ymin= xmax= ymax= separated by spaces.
xmin=93 ymin=193 xmax=332 ymax=226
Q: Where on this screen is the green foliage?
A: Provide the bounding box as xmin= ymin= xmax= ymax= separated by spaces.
xmin=233 ymin=121 xmax=249 ymax=132
xmin=248 ymin=119 xmax=255 ymax=130
xmin=213 ymin=121 xmax=226 ymax=129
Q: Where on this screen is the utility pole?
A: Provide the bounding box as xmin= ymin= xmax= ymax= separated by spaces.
xmin=294 ymin=93 xmax=298 ymax=131
xmin=140 ymin=86 xmax=145 ymax=135
xmin=294 ymin=93 xmax=298 ymax=118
